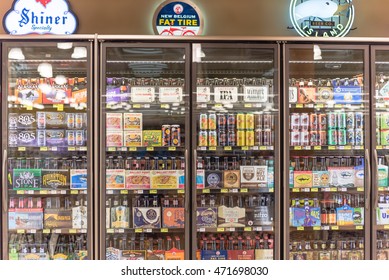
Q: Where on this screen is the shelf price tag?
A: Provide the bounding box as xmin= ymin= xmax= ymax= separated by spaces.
xmin=379 ymin=187 xmax=385 ymax=191
xmin=40 ymin=190 xmax=48 ymax=195
xmin=228 ymin=227 xmax=235 ymax=232
xmin=221 ymin=189 xmax=228 ymax=193
xmin=129 ymin=147 xmax=137 ymax=151
xmin=335 ymin=104 xmax=342 ymax=108
xmin=214 ymin=104 xmax=223 ymax=108
xmin=331 ymin=226 xmax=339 ymax=230
xmin=297 ymin=227 xmax=304 ymax=231
xmin=330 ymin=188 xmax=337 ymax=192
xmin=199 ymin=227 xmax=205 ymax=232
xmin=209 ymin=147 xmax=217 ymax=151
xmin=145 ymin=229 xmax=152 ymax=233
xmin=242 ymin=146 xmax=248 ymax=151
xmin=133 ymin=104 xmax=141 ymax=108
xmin=68 ymin=147 xmax=76 ymax=151
xmin=108 ymin=147 xmax=116 ymax=152
xmin=71 ymin=190 xmax=79 ymax=195
xmin=18 ymin=147 xmax=26 ymax=151
xmin=344 ymin=146 xmax=351 ymax=150
xmin=40 ymin=146 xmax=48 ymax=151
xmin=244 ymin=104 xmax=252 ymax=108
xmin=177 ymin=190 xmax=185 ymax=194
xmin=107 ymin=229 xmax=114 ymax=233
xmin=57 ymin=104 xmax=64 ymax=111
xmin=328 ymin=146 xmax=336 ymax=150
xmin=202 ymin=189 xmax=210 ymax=193
xmin=316 ymin=104 xmax=324 ymax=108
xmin=269 ymin=188 xmax=274 ymax=193
xmin=384 ymin=225 xmax=389 ymax=229
xmin=240 ymin=188 xmax=248 ymax=193
xmin=161 ymin=228 xmax=169 ymax=233
xmin=216 ymin=228 xmax=225 ymax=232
xmin=17 ymin=229 xmax=25 ymax=234
xmin=69 ymin=229 xmax=77 ymax=234
xmin=135 ymin=229 xmax=143 ymax=233
xmin=168 ymin=147 xmax=176 ymax=151
xmin=314 ymin=146 xmax=321 ymax=150
xmin=377 ymin=146 xmax=383 ymax=150
xmin=294 ymin=146 xmax=302 ymax=150
xmin=356 ymin=226 xmax=363 ymax=230
xmin=296 ymin=104 xmax=303 ymax=108
xmin=161 ymin=104 xmax=170 ymax=109
xmin=150 ymin=190 xmax=158 ymax=194
xmin=224 ymin=146 xmax=232 ymax=151
xmin=43 ymin=229 xmax=51 ymax=234
xmin=146 ymin=147 xmax=154 ymax=151
xmin=313 ymin=226 xmax=321 ymax=231
xmin=120 ymin=190 xmax=128 ymax=194
xmin=17 ymin=190 xmax=25 ymax=195
xmin=292 ymin=188 xmax=300 ymax=193
xmin=357 ymin=188 xmax=364 ymax=192
xmin=260 ymin=146 xmax=267 ymax=150
xmin=244 ymin=227 xmax=252 ymax=232
xmin=311 ymin=188 xmax=318 ymax=192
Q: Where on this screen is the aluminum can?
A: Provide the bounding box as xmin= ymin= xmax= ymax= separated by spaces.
xmin=66 ymin=130 xmax=75 ymax=146
xmin=309 ymin=113 xmax=319 ymax=131
xmin=171 ymin=125 xmax=181 ymax=146
xmin=338 ymin=129 xmax=347 ymax=145
xmin=318 ymin=114 xmax=327 ymax=131
xmin=199 ymin=114 xmax=208 ymax=130
xmin=300 ymin=113 xmax=309 ymax=131
xmin=254 ymin=113 xmax=263 ymax=129
xmin=217 ymin=113 xmax=227 ymax=131
xmin=218 ymin=130 xmax=227 ymax=146
xmin=227 ymin=113 xmax=236 ymax=131
xmin=208 ymin=113 xmax=217 ymax=130
xmin=355 ymin=128 xmax=364 ymax=145
xmin=75 ymin=113 xmax=83 ymax=129
xmin=198 ymin=130 xmax=208 ymax=147
xmin=237 ymin=113 xmax=245 ymax=130
xmin=290 ymin=130 xmax=300 ymax=146
xmin=309 ymin=131 xmax=319 ymax=146
xmin=263 ymin=129 xmax=273 ymax=146
xmin=337 ymin=112 xmax=347 ymax=129
xmin=327 ymin=129 xmax=338 ymax=145
xmin=290 ymin=113 xmax=300 ymax=131
xmin=245 ymin=113 xmax=255 ymax=130
xmin=263 ymin=114 xmax=273 ymax=130
xmin=319 ymin=130 xmax=327 ymax=145
xmin=75 ymin=130 xmax=84 ymax=146
xmin=162 ymin=125 xmax=171 ymax=146
xmin=355 ymin=112 xmax=364 ymax=129
xmin=237 ymin=130 xmax=246 ymax=146
xmin=346 ymin=112 xmax=355 ymax=129
xmin=346 ymin=129 xmax=355 ymax=146
xmin=255 ymin=129 xmax=263 ymax=146
xmin=227 ymin=130 xmax=236 ymax=146
xmin=327 ymin=112 xmax=337 ymax=129
xmin=300 ymin=131 xmax=309 ymax=146
xmin=209 ymin=130 xmax=217 ymax=147
xmin=67 ymin=113 xmax=75 ymax=129
xmin=37 ymin=130 xmax=46 ymax=146
xmin=37 ymin=112 xmax=46 ymax=129
xmin=245 ymin=129 xmax=254 ymax=146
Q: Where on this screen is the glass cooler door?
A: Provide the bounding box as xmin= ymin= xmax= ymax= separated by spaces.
xmin=284 ymin=44 xmax=370 ymax=260
xmin=2 ymin=41 xmax=93 ymax=260
xmin=100 ymin=43 xmax=190 ymax=260
xmin=192 ymin=43 xmax=280 ymax=260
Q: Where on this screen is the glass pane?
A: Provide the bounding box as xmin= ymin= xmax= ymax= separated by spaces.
xmin=5 ymin=43 xmax=90 ymax=260
xmin=287 ymin=46 xmax=367 ymax=260
xmin=193 ymin=45 xmax=278 ymax=260
xmin=374 ymin=50 xmax=389 ymax=260
xmin=102 ymin=45 xmax=188 ymax=260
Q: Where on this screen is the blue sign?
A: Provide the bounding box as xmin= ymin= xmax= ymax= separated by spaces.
xmin=153 ymin=0 xmax=203 ymax=36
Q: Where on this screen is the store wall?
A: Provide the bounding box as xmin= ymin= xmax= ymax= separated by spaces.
xmin=0 ymin=0 xmax=388 ymax=37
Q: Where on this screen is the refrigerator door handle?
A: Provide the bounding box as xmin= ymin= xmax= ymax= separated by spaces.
xmin=365 ymin=148 xmax=371 ymax=211
xmin=185 ymin=148 xmax=189 ymax=213
xmin=192 ymin=149 xmax=197 ymax=213
xmin=374 ymin=149 xmax=379 ymax=208
xmin=3 ymin=149 xmax=8 ymax=213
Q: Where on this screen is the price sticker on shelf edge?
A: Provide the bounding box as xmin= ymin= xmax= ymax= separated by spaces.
xmin=297 ymin=226 xmax=304 ymax=231
xmin=40 ymin=146 xmax=48 ymax=151
xmin=244 ymin=227 xmax=252 ymax=232
xmin=120 ymin=190 xmax=128 ymax=195
xmin=221 ymin=189 xmax=228 ymax=193
xmin=294 ymin=146 xmax=302 ymax=150
xmin=292 ymin=188 xmax=300 ymax=192
xmin=107 ymin=229 xmax=114 ymax=233
xmin=57 ymin=104 xmax=64 ymax=111
xmin=71 ymin=190 xmax=79 ymax=195
xmin=177 ymin=189 xmax=185 ymax=194
xmin=69 ymin=229 xmax=77 ymax=234
xmin=202 ymin=189 xmax=210 ymax=193
xmin=199 ymin=227 xmax=205 ymax=232
xmin=209 ymin=147 xmax=217 ymax=151
xmin=161 ymin=228 xmax=168 ymax=233
xmin=331 ymin=226 xmax=339 ymax=230
xmin=68 ymin=147 xmax=76 ymax=151
xmin=313 ymin=226 xmax=321 ymax=231
xmin=314 ymin=146 xmax=321 ymax=150
xmin=43 ymin=229 xmax=50 ymax=234
xmin=17 ymin=190 xmax=25 ymax=194
xmin=357 ymin=187 xmax=364 ymax=192
xmin=147 ymin=147 xmax=154 ymax=151
xmin=384 ymin=225 xmax=389 ymax=229
xmin=18 ymin=147 xmax=26 ymax=151
xmin=135 ymin=228 xmax=143 ymax=233
xmin=145 ymin=228 xmax=152 ymax=233
xmin=150 ymin=190 xmax=158 ymax=194
xmin=17 ymin=229 xmax=25 ymax=234
xmin=242 ymin=146 xmax=248 ymax=151
xmin=296 ymin=104 xmax=303 ymax=108
xmin=129 ymin=147 xmax=137 ymax=151
xmin=260 ymin=146 xmax=267 ymax=150
xmin=311 ymin=188 xmax=318 ymax=192
xmin=356 ymin=226 xmax=363 ymax=230
xmin=40 ymin=190 xmax=48 ymax=194
xmin=240 ymin=188 xmax=248 ymax=193
xmin=217 ymin=228 xmax=225 ymax=232
xmin=133 ymin=104 xmax=141 ymax=108
xmin=244 ymin=104 xmax=252 ymax=108
xmin=168 ymin=147 xmax=176 ymax=151
xmin=108 ymin=147 xmax=116 ymax=152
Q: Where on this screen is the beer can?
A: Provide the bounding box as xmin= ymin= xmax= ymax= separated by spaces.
xmin=227 ymin=113 xmax=236 ymax=131
xmin=355 ymin=128 xmax=364 ymax=145
xmin=37 ymin=129 xmax=46 ymax=146
xmin=290 ymin=130 xmax=300 ymax=146
xmin=162 ymin=125 xmax=171 ymax=146
xmin=227 ymin=130 xmax=236 ymax=146
xmin=309 ymin=113 xmax=319 ymax=131
xmin=255 ymin=129 xmax=263 ymax=146
xmin=318 ymin=114 xmax=327 ymax=131
xmin=245 ymin=113 xmax=255 ymax=130
xmin=75 ymin=130 xmax=84 ymax=146
xmin=337 ymin=112 xmax=347 ymax=129
xmin=347 ymin=129 xmax=355 ymax=146
xmin=290 ymin=113 xmax=300 ymax=131
xmin=355 ymin=112 xmax=364 ymax=129
xmin=377 ymin=129 xmax=381 ymax=146
xmin=198 ymin=130 xmax=208 ymax=146
xmin=309 ymin=131 xmax=319 ymax=146
xmin=171 ymin=125 xmax=181 ymax=146
xmin=66 ymin=130 xmax=75 ymax=146
xmin=300 ymin=131 xmax=309 ymax=146
xmin=208 ymin=113 xmax=217 ymax=130
xmin=254 ymin=113 xmax=263 ymax=129
xmin=75 ymin=113 xmax=83 ymax=129
xmin=209 ymin=130 xmax=217 ymax=147
xmin=237 ymin=113 xmax=245 ymax=130
xmin=300 ymin=113 xmax=309 ymax=131
xmin=218 ymin=130 xmax=227 ymax=146
xmin=263 ymin=129 xmax=273 ymax=146
xmin=37 ymin=112 xmax=46 ymax=129
xmin=327 ymin=129 xmax=338 ymax=145
xmin=217 ymin=113 xmax=227 ymax=131
xmin=319 ymin=130 xmax=327 ymax=145
xmin=67 ymin=113 xmax=75 ymax=129
xmin=338 ymin=129 xmax=347 ymax=145
xmin=327 ymin=112 xmax=337 ymax=129
xmin=237 ymin=130 xmax=246 ymax=146
xmin=263 ymin=114 xmax=273 ymax=130
xmin=245 ymin=129 xmax=254 ymax=146
xmin=346 ymin=112 xmax=355 ymax=129
xmin=199 ymin=114 xmax=208 ymax=130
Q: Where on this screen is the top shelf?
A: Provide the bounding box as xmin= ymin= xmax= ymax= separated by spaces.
xmin=107 ymin=60 xmax=184 ymax=64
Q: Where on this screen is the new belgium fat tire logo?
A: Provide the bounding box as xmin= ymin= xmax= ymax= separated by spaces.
xmin=290 ymin=0 xmax=355 ymax=37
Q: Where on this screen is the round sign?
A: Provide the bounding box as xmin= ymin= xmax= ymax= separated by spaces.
xmin=153 ymin=0 xmax=203 ymax=36
xmin=289 ymin=0 xmax=355 ymax=37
